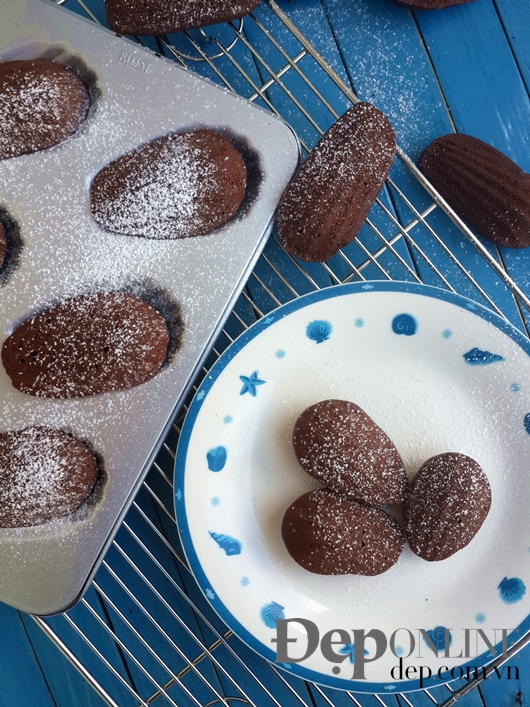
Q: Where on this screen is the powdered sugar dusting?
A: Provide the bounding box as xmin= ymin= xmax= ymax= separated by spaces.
xmin=404 ymin=452 xmax=492 ymax=560
xmin=2 ymin=291 xmax=170 ymax=398
xmin=92 ymin=133 xmax=212 ymax=239
xmin=0 ymin=427 xmax=98 ymax=528
xmin=0 ymin=60 xmax=89 ymax=159
xmin=293 ymin=399 xmax=407 ymax=506
xmin=282 ymin=488 xmax=405 ymax=575
xmin=106 ymin=0 xmax=261 ymax=35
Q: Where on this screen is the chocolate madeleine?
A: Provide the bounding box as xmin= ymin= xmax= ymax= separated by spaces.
xmin=91 ymin=130 xmax=247 ymax=240
xmin=404 ymin=452 xmax=491 ymax=561
xmin=276 ymin=102 xmax=396 ymax=262
xmin=293 ymin=400 xmax=407 ymax=507
xmin=0 ymin=426 xmax=99 ymax=527
xmin=2 ymin=291 xmax=170 ymax=398
xmin=104 ymin=0 xmax=261 ymax=37
xmin=419 ymin=133 xmax=530 ymax=248
xmin=282 ymin=489 xmax=405 ymax=575
xmin=0 ymin=59 xmax=89 ymax=160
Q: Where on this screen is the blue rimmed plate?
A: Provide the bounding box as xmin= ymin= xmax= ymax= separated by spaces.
xmin=175 ymin=281 xmax=530 ymax=692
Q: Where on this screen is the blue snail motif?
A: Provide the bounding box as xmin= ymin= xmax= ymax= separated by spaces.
xmin=392 ymin=314 xmax=417 ymax=336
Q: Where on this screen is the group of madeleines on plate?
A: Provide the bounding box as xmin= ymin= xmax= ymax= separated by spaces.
xmin=282 ymin=400 xmax=491 ymax=575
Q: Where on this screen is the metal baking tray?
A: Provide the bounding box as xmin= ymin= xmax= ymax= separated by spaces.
xmin=0 ymin=0 xmax=299 ymax=615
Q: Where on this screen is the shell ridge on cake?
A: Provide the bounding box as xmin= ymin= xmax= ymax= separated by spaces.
xmin=276 ymin=102 xmax=396 ymax=262
xmin=0 ymin=426 xmax=100 ymax=528
xmin=419 ymin=133 xmax=530 ymax=248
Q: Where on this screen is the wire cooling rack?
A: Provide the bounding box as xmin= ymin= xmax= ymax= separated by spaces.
xmin=31 ymin=0 xmax=530 ymax=705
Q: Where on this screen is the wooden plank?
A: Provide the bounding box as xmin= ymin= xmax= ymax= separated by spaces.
xmin=93 ymin=486 xmax=227 ymax=705
xmin=0 ymin=602 xmax=57 ymax=707
xmin=495 ymin=0 xmax=530 ymax=94
xmin=416 ymin=0 xmax=530 ymax=166
xmin=21 ymin=589 xmax=138 ymax=707
xmin=319 ymin=0 xmax=524 ymax=327
xmin=414 ymin=0 xmax=530 ymax=330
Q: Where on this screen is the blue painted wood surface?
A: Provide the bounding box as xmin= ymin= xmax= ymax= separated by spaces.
xmin=1 ymin=0 xmax=530 ymax=705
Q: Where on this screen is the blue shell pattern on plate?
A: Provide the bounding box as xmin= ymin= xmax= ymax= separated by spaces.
xmin=498 ymin=577 xmax=526 ymax=603
xmin=463 ymin=348 xmax=504 ymax=365
xmin=392 ymin=313 xmax=417 ymax=336
xmin=260 ymin=601 xmax=285 ymax=628
xmin=209 ymin=532 xmax=242 ymax=556
xmin=306 ymin=320 xmax=332 ymax=343
xmin=206 ymin=446 xmax=227 ymax=472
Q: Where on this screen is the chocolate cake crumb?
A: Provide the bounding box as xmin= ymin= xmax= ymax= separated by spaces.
xmin=419 ymin=133 xmax=530 ymax=248
xmin=391 ymin=0 xmax=474 ymax=9
xmin=276 ymin=102 xmax=396 ymax=262
xmin=104 ymin=0 xmax=262 ymax=36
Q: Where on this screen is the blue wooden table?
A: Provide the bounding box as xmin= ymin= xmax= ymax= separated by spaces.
xmin=1 ymin=0 xmax=530 ymax=705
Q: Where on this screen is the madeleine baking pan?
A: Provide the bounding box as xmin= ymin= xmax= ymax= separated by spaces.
xmin=0 ymin=0 xmax=299 ymax=614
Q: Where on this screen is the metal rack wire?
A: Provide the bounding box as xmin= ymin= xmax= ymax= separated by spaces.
xmin=32 ymin=1 xmax=530 ymax=705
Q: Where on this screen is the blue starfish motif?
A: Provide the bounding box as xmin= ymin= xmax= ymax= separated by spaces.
xmin=275 ymin=349 xmax=286 ymax=359
xmin=223 ymin=415 xmax=233 ymax=424
xmin=511 ymin=383 xmax=521 ymax=393
xmin=175 ymin=489 xmax=182 ymax=502
xmin=339 ymin=644 xmax=369 ymax=664
xmin=384 ymin=685 xmax=397 ymax=691
xmin=239 ymin=371 xmax=266 ymax=396
xmin=205 ymin=588 xmax=215 ymax=600
xmin=211 ymin=496 xmax=220 ymax=506
xmin=466 ymin=302 xmax=477 ymax=310
xmin=196 ymin=390 xmax=206 ymax=401
xmin=354 ymin=318 xmax=364 ymax=328
xmin=475 ymin=612 xmax=486 ymax=623
xmin=240 ymin=576 xmax=250 ymax=586
xmin=263 ymin=316 xmax=275 ymax=324
xmin=361 ymin=283 xmax=374 ymax=290
xmin=442 ymin=329 xmax=453 ymax=339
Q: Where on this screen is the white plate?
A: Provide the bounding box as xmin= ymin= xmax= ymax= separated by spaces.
xmin=175 ymin=282 xmax=530 ymax=692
